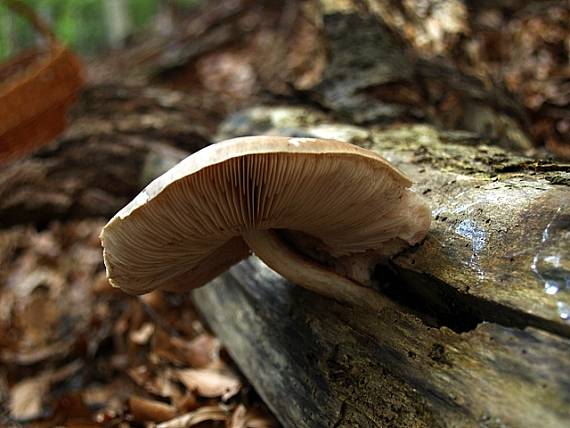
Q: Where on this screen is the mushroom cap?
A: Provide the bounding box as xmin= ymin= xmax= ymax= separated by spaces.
xmin=101 ymin=136 xmax=431 ymax=295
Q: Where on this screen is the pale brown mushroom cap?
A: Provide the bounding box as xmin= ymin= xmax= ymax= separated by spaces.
xmin=101 ymin=136 xmax=431 ymax=295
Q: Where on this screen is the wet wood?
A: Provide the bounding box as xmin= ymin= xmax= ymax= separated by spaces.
xmin=194 ymin=106 xmax=570 ymax=427
xmin=218 ymin=107 xmax=570 ymax=337
xmin=194 ymin=259 xmax=570 ymax=428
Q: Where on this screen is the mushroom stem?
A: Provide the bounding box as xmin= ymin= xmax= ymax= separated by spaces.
xmin=241 ymin=229 xmax=402 ymax=313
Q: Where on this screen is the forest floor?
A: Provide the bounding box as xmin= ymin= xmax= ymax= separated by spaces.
xmin=1 ymin=221 xmax=278 ymax=426
xmin=0 ymin=0 xmax=568 ymax=426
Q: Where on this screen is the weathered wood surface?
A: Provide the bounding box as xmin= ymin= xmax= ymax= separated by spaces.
xmin=217 ymin=106 xmax=570 ymax=337
xmin=195 ymin=260 xmax=570 ymax=427
xmin=191 ymin=106 xmax=570 ymax=427
xmin=310 ymin=11 xmax=531 ymax=154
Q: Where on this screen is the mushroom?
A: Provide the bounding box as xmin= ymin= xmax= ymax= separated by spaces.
xmin=100 ymin=136 xmax=431 ymax=312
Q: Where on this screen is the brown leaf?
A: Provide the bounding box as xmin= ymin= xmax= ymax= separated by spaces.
xmin=9 ymin=375 xmax=50 ymax=420
xmin=26 ymin=392 xmax=96 ymax=428
xmin=129 ymin=322 xmax=155 ymax=345
xmin=229 ymin=404 xmax=248 ymax=428
xmin=153 ymin=329 xmax=220 ymax=368
xmin=171 ymin=391 xmax=199 ymax=413
xmin=52 ymin=392 xmax=93 ymax=421
xmin=128 ymin=366 xmax=183 ymax=399
xmin=129 ymin=395 xmax=177 ymax=422
xmin=9 ymin=361 xmax=82 ymax=421
xmin=185 ymin=334 xmax=220 ymax=368
xmin=156 ymin=405 xmax=228 ymax=428
xmin=82 ymin=377 xmax=134 ymax=413
xmin=0 ymin=221 xmax=103 ymax=366
xmin=152 ymin=328 xmax=187 ymax=365
xmin=174 ymin=368 xmax=241 ymax=400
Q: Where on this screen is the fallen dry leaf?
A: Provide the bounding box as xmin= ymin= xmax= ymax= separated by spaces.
xmin=128 ymin=365 xmax=183 ymax=400
xmin=174 ymin=367 xmax=242 ymax=400
xmin=26 ymin=392 xmax=97 ymax=428
xmin=82 ymin=379 xmax=132 ymax=414
xmin=170 ymin=391 xmax=199 ymax=414
xmin=9 ymin=375 xmax=50 ymax=420
xmin=229 ymin=404 xmax=248 ymax=428
xmin=0 ymin=221 xmax=102 ymax=366
xmin=185 ymin=333 xmax=221 ymax=368
xmin=129 ymin=322 xmax=155 ymax=345
xmin=9 ymin=360 xmax=83 ymax=421
xmin=153 ymin=328 xmax=220 ymax=368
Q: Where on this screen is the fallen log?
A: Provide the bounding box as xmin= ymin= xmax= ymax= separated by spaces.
xmin=2 ymin=90 xmax=567 ymax=425
xmin=195 ymin=260 xmax=570 ymax=427
xmin=216 ymin=106 xmax=570 ymax=337
xmin=192 ymin=106 xmax=570 ymax=427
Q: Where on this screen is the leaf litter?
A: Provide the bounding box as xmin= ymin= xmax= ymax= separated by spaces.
xmin=0 ymin=219 xmax=278 ymax=427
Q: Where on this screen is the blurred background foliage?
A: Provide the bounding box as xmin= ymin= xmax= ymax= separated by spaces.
xmin=0 ymin=0 xmax=201 ymax=59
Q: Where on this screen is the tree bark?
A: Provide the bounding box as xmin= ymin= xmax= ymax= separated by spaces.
xmin=195 ymin=260 xmax=570 ymax=427
xmin=216 ymin=106 xmax=570 ymax=337
xmin=97 ymin=2 xmax=533 ymax=153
